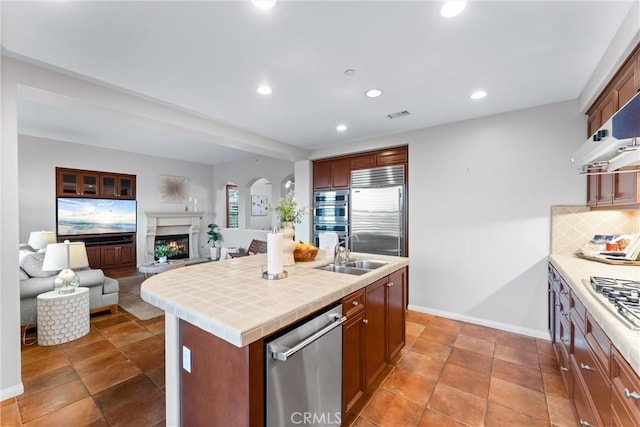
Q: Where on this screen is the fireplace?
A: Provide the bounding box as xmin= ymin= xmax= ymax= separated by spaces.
xmin=144 ymin=211 xmax=203 ymax=262
xmin=155 ymin=234 xmax=189 ymax=260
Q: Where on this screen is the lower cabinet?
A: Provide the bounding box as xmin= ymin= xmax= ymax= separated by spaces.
xmin=548 ymin=262 xmax=640 ymax=427
xmin=343 ymin=267 xmax=407 ymax=421
xmin=67 ymin=234 xmax=136 ymax=269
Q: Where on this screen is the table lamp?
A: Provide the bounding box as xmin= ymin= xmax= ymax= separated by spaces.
xmin=42 ymin=240 xmax=89 ymax=294
xmin=28 ymin=231 xmax=57 ymax=252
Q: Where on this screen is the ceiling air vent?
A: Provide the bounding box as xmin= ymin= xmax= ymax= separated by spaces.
xmin=386 ymin=110 xmax=410 ymax=120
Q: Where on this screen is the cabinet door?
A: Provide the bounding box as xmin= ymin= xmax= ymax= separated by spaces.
xmin=342 ymin=310 xmax=365 ymax=417
xmin=313 ymin=161 xmax=332 ymax=190
xmin=57 ymin=170 xmax=99 ymax=196
xmin=85 ymin=246 xmax=101 ymax=269
xmin=331 ymin=159 xmax=350 ymax=189
xmin=586 ymin=174 xmax=598 ymax=206
xmin=596 ymin=173 xmax=614 ymax=205
xmin=614 ymin=59 xmax=638 ymax=110
xmin=118 ymin=176 xmax=135 ymax=199
xmin=364 ymin=277 xmax=387 ymax=390
xmin=350 ymin=154 xmax=376 ymax=170
xmin=377 ymin=147 xmax=408 ymax=166
xmin=100 ymin=246 xmax=119 ymax=268
xmin=119 ymin=244 xmax=136 ymax=266
xmin=386 ymin=268 xmax=405 ymax=362
xmin=100 ymin=175 xmax=118 ymax=198
xmin=612 ymin=168 xmax=639 ymax=205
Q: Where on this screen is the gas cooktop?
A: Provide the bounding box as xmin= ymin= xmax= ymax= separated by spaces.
xmin=583 ymin=276 xmax=640 ymax=330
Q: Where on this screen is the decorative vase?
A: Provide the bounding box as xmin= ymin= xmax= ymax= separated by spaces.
xmin=281 ymin=222 xmax=296 ymax=266
xmin=210 ymin=246 xmax=220 ymax=261
xmin=158 ymin=256 xmax=168 ymax=264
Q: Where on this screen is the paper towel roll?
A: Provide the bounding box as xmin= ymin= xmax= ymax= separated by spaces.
xmin=267 ymin=232 xmax=284 ymax=274
xmin=318 ymin=232 xmax=339 ymax=251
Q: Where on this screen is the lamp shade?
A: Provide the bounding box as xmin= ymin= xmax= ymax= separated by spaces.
xmin=28 ymin=231 xmax=56 ymax=251
xmin=42 ymin=241 xmax=89 ymax=271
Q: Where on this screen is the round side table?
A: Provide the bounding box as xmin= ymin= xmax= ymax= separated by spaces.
xmin=37 ymin=287 xmax=90 ymax=346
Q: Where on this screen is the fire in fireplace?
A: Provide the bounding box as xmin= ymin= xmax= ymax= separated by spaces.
xmin=154 ymin=234 xmax=189 ymax=260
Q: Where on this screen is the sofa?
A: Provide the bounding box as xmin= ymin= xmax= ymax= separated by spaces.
xmin=19 ymin=245 xmax=119 ymax=326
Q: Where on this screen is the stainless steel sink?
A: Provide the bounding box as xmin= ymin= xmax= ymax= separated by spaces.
xmin=344 ymin=260 xmax=388 ymax=270
xmin=314 ymin=263 xmax=369 ymax=275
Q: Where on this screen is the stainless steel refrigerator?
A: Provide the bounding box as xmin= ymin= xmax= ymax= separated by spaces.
xmin=350 ymin=166 xmax=405 ymax=257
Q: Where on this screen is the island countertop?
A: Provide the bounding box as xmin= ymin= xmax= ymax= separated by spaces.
xmin=141 ymin=252 xmax=409 ymax=347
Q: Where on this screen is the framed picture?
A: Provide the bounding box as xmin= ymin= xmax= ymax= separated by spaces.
xmin=251 ymin=195 xmax=268 ymax=216
xmin=159 ymin=175 xmax=188 ymax=204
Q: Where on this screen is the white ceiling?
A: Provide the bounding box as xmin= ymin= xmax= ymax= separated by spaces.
xmin=1 ymin=1 xmax=635 ymax=165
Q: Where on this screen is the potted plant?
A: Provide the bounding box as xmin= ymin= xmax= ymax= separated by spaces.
xmin=269 ymin=190 xmax=306 ymax=226
xmin=152 ymin=245 xmax=177 ymax=263
xmin=268 ymin=190 xmax=307 ymax=266
xmin=207 ymin=223 xmax=222 ymax=260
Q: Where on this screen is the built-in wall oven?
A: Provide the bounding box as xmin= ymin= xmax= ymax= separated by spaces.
xmin=313 ymin=190 xmax=349 ymax=248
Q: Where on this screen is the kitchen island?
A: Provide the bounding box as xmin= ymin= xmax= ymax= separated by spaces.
xmin=141 ymin=251 xmax=409 ymax=426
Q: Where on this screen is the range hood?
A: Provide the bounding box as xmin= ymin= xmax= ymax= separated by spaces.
xmin=571 ymin=91 xmax=640 ymax=173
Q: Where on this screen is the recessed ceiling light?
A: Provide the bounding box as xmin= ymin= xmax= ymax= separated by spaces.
xmin=344 ymin=69 xmax=356 ymax=76
xmin=365 ymin=89 xmax=383 ymax=98
xmin=257 ymin=85 xmax=272 ymax=95
xmin=440 ymin=1 xmax=466 ymax=18
xmin=336 ymin=124 xmax=347 ymax=132
xmin=252 ymin=0 xmax=276 ymax=10
xmin=470 ymin=90 xmax=487 ymax=100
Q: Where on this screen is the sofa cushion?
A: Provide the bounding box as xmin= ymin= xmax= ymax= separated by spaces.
xmin=75 ymin=268 xmax=105 ymax=287
xmin=102 ymin=277 xmax=119 ymax=294
xmin=19 ymin=268 xmax=29 ymax=281
xmin=19 ymin=252 xmax=59 ymax=278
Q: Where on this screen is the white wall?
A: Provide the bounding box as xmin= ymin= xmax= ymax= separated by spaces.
xmin=315 ymin=101 xmax=585 ymax=337
xmin=18 ymin=135 xmax=215 ymax=263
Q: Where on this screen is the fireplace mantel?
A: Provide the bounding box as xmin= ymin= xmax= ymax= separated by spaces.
xmin=144 ymin=211 xmax=204 ymax=261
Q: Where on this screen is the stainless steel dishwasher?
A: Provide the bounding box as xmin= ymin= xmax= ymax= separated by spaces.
xmin=266 ymin=303 xmax=346 ymax=426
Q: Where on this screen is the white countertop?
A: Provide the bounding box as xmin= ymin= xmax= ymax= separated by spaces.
xmin=549 ymin=254 xmax=640 ymax=376
xmin=141 ymin=252 xmax=409 ymax=347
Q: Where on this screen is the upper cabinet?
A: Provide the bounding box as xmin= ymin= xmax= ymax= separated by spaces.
xmin=56 ymin=167 xmax=136 ymax=199
xmin=585 ymin=44 xmax=639 ymax=208
xmin=587 ymin=44 xmax=640 ymax=134
xmin=313 ymin=146 xmax=408 ymax=191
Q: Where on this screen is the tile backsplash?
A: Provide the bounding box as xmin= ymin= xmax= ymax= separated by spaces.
xmin=550 ymin=206 xmax=640 ymax=255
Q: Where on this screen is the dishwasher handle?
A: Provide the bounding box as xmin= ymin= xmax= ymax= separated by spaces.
xmin=272 ymin=313 xmax=346 ymax=361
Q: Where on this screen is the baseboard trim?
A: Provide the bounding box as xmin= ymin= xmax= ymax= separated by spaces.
xmin=0 ymin=383 xmax=24 ymax=401
xmin=407 ymin=304 xmax=550 ymax=341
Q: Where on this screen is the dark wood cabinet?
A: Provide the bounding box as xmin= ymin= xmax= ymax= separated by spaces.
xmin=587 ymin=167 xmax=640 ymax=207
xmin=67 ymin=234 xmax=136 ymax=270
xmin=56 ymin=167 xmax=136 ymax=199
xmin=364 ymin=277 xmax=387 ymax=389
xmin=342 ymin=267 xmax=407 ymax=421
xmin=585 ymin=43 xmax=639 ymax=207
xmin=342 ymin=303 xmax=365 ymax=418
xmin=57 ymin=169 xmax=100 ymax=196
xmin=386 ymin=268 xmax=406 ymax=362
xmin=100 ymin=174 xmax=136 ymax=199
xmin=313 ymin=159 xmax=350 ymax=190
xmin=548 ymin=262 xmax=640 ymax=427
xmin=313 ymin=146 xmax=408 ymax=191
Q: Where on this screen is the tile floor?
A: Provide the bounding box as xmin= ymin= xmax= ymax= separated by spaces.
xmin=1 ymin=308 xmax=577 ymax=426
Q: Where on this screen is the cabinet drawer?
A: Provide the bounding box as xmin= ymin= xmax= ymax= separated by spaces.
xmin=558 ymin=343 xmax=572 ymax=394
xmin=611 ymin=347 xmax=640 ymax=422
xmin=571 ymin=290 xmax=587 ymax=334
xmin=343 ymin=290 xmax=365 ymax=318
xmin=573 ymin=371 xmax=604 ymax=427
xmin=573 ymin=326 xmax=610 ymax=425
xmin=558 ymin=314 xmax=572 ymax=355
xmin=585 ymin=313 xmax=610 ymax=376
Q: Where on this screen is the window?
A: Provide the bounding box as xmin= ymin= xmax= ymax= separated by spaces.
xmin=226 ymin=184 xmax=239 ymax=229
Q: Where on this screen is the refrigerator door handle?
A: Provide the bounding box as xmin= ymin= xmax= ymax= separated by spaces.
xmin=397 ymin=188 xmax=402 ymax=256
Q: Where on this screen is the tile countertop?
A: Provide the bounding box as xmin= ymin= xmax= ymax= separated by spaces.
xmin=140 ymin=252 xmax=409 ymax=348
xmin=549 ymin=254 xmax=640 ymax=376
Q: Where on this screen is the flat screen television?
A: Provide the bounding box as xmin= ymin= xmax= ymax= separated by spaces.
xmin=57 ymin=197 xmax=137 ymax=237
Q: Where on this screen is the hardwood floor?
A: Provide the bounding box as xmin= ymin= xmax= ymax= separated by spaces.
xmin=1 ymin=307 xmax=577 ymax=426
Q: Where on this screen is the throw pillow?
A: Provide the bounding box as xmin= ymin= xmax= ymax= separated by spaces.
xmin=18 ymin=267 xmax=29 ymax=280
xmin=19 ymin=252 xmax=59 ymax=278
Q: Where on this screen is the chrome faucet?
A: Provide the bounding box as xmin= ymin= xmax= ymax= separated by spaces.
xmin=334 ymin=234 xmax=359 ymax=266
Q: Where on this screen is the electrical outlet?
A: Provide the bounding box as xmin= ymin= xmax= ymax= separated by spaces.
xmin=182 ymin=345 xmax=192 ymax=373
